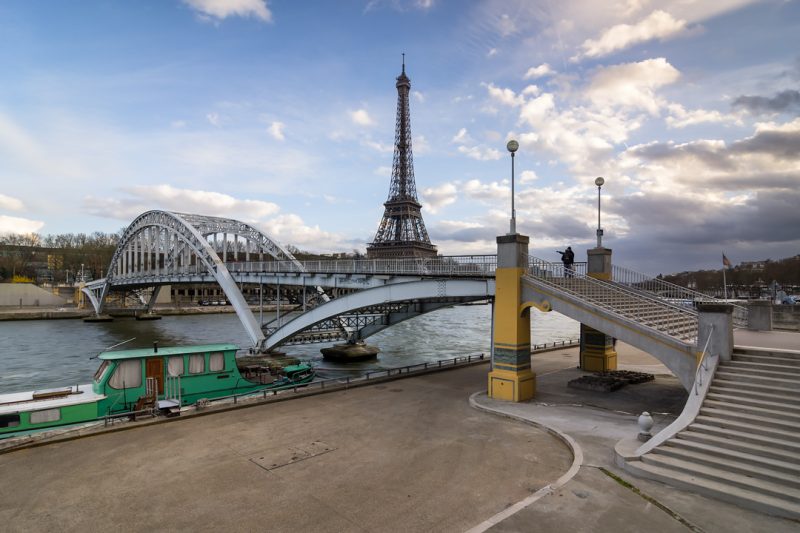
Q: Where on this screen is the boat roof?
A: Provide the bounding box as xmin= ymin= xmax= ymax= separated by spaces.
xmin=0 ymin=384 xmax=104 ymax=415
xmin=98 ymin=343 xmax=239 ymax=361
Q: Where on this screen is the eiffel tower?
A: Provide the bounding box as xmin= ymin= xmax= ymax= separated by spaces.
xmin=367 ymin=57 xmax=438 ymax=259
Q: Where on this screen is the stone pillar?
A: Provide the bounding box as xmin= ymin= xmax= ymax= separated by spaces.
xmin=747 ymin=300 xmax=773 ymax=331
xmin=488 ymin=234 xmax=535 ymax=402
xmin=696 ymin=303 xmax=734 ymax=363
xmin=580 ymin=247 xmax=617 ymax=371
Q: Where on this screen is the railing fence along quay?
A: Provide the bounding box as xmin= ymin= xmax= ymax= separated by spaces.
xmin=611 ymin=264 xmax=748 ymax=327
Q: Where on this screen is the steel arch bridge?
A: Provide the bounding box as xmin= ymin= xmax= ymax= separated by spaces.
xmin=83 ymin=210 xmax=497 ymax=352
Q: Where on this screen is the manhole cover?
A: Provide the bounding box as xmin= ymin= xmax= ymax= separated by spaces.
xmin=250 ymin=440 xmax=336 ymax=471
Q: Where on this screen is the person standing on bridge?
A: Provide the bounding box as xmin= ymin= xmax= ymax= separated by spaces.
xmin=558 ymin=247 xmax=575 ymax=277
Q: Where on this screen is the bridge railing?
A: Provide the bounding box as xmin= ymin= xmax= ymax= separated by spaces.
xmin=611 ymin=264 xmax=748 ymax=328
xmin=225 ymin=255 xmax=498 ymax=277
xmin=525 ymin=254 xmax=699 ymax=341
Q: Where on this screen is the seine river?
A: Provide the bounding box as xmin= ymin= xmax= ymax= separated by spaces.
xmin=0 ymin=305 xmax=579 ymax=394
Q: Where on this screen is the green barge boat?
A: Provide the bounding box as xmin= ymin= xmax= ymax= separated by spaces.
xmin=0 ymin=343 xmax=314 ymax=439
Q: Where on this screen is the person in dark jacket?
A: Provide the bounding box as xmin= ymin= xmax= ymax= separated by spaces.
xmin=557 ymin=246 xmax=575 ymax=277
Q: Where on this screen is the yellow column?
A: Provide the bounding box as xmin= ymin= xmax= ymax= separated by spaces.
xmin=580 ymin=247 xmax=617 ymax=371
xmin=488 ymin=234 xmax=535 ymax=401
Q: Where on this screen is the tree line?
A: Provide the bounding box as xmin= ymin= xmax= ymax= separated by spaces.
xmin=662 ymin=255 xmax=800 ymax=294
xmin=0 ymin=231 xmax=122 ymax=284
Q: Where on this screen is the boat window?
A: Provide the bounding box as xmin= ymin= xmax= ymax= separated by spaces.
xmin=209 ymin=352 xmax=224 ymax=372
xmin=167 ymin=356 xmax=184 ymax=377
xmin=189 ymin=354 xmax=205 ymax=374
xmin=93 ymin=360 xmax=111 ymax=383
xmin=30 ymin=408 xmax=61 ymax=425
xmin=0 ymin=414 xmax=20 ymax=428
xmin=108 ymin=359 xmax=142 ymax=389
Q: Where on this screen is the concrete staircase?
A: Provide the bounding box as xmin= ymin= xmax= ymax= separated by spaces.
xmin=628 ymin=346 xmax=800 ymax=519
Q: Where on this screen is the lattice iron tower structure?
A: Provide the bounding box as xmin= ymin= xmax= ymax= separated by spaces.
xmin=367 ymin=58 xmax=438 ymax=259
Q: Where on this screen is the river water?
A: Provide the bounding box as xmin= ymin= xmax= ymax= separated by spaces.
xmin=0 ymin=305 xmax=579 ymax=394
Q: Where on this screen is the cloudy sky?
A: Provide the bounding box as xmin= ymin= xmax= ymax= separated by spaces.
xmin=0 ymin=0 xmax=798 ymax=275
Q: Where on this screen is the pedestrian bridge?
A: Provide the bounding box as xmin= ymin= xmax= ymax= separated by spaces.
xmin=84 ymin=210 xmax=746 ymax=391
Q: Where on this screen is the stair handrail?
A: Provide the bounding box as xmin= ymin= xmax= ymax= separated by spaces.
xmin=633 ymin=326 xmax=719 ymax=456
xmin=526 ymin=255 xmax=700 ymax=322
xmin=611 ymin=264 xmax=748 ymax=328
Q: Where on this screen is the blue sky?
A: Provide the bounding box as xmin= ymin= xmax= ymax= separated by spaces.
xmin=0 ymin=0 xmax=798 ymax=275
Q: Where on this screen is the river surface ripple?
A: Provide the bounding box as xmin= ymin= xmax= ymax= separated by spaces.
xmin=0 ymin=305 xmax=578 ymax=394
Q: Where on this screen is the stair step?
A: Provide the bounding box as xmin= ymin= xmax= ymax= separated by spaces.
xmin=705 ymin=392 xmax=798 ymax=413
xmin=664 ymin=438 xmax=800 ymax=479
xmin=720 ymin=363 xmax=800 ymax=379
xmin=641 ymin=453 xmax=800 ymax=503
xmin=709 ymin=383 xmax=799 ymax=404
xmin=694 ymin=415 xmax=800 ymax=442
xmin=699 ymin=407 xmax=800 ymax=432
xmin=626 ymin=459 xmax=800 ymax=520
xmin=690 ymin=423 xmax=800 ymax=454
xmin=678 ymin=429 xmax=800 ymax=463
xmin=703 ymin=400 xmax=800 ymax=423
xmin=715 ymin=371 xmax=800 ymax=390
xmin=734 ymin=346 xmax=800 ymax=360
xmin=725 ymin=360 xmax=800 ymax=375
xmin=712 ymin=378 xmax=800 ymax=398
xmin=733 ymin=355 xmax=800 ymax=368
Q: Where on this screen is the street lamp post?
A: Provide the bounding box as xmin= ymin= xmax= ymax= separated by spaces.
xmin=595 ymin=177 xmax=605 ymax=247
xmin=507 ymin=139 xmax=519 ymax=234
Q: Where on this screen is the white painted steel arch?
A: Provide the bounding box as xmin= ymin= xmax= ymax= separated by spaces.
xmin=266 ymin=278 xmax=495 ymax=350
xmin=88 ymin=210 xmax=301 ymax=348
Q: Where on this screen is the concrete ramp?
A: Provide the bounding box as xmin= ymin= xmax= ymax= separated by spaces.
xmin=0 ymin=283 xmax=67 ymax=307
xmin=522 ymin=275 xmax=698 ymax=390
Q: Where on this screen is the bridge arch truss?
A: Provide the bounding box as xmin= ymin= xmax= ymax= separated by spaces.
xmin=84 ymin=210 xmax=301 ymax=349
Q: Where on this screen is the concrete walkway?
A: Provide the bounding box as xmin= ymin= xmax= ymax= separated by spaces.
xmin=1 ymin=335 xmax=798 ymax=532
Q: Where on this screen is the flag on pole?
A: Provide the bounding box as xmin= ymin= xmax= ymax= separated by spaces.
xmin=722 ymin=253 xmax=732 ymax=268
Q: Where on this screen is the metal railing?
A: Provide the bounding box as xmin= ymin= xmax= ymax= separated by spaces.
xmin=525 ymin=255 xmax=699 ymax=342
xmin=611 ymin=264 xmax=748 ymax=328
xmin=215 ymin=353 xmax=488 ymax=406
xmin=109 ymin=255 xmax=498 ymax=281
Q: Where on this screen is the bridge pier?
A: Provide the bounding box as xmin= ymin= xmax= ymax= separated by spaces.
xmin=488 ymin=234 xmax=535 ymax=402
xmin=580 ymin=246 xmax=618 ymax=372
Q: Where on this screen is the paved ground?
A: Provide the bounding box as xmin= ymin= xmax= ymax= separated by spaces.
xmin=0 ymin=363 xmax=572 ymax=533
xmin=1 ymin=334 xmax=798 ymax=532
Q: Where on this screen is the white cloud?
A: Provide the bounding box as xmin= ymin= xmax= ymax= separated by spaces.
xmin=519 ymin=170 xmax=538 ymax=184
xmin=486 ymin=83 xmax=524 ymax=107
xmin=487 ymin=48 xmax=498 ymax=58
xmin=364 ymin=139 xmax=393 ymax=153
xmin=374 ymin=165 xmax=392 ymax=176
xmin=421 ymin=183 xmax=458 ymax=213
xmin=463 ymin=179 xmax=508 ymax=200
xmin=451 ymin=128 xmax=472 ymax=144
xmin=206 ymin=112 xmax=220 ymax=126
xmin=259 ymin=213 xmax=345 ymax=251
xmin=521 ymin=85 xmax=540 ymax=97
xmin=586 ymin=58 xmax=680 ymax=115
xmin=83 ymin=185 xmax=280 ymax=222
xmin=268 ymin=121 xmax=285 ymax=141
xmin=414 ymin=135 xmax=430 ymax=154
xmin=665 ymin=104 xmax=739 ymax=129
xmin=576 ymin=10 xmax=688 ymax=60
xmin=0 ymin=214 xmax=45 ymax=235
xmin=350 ymin=109 xmax=375 ymax=127
xmin=0 ymin=193 xmax=24 ymax=212
xmin=182 ymin=0 xmax=273 ymax=22
xmin=496 ymin=13 xmax=517 ymax=37
xmin=412 ymin=91 xmax=425 ymax=103
xmin=524 ymin=64 xmax=553 ymax=80
xmin=457 ymin=145 xmax=502 ymax=161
